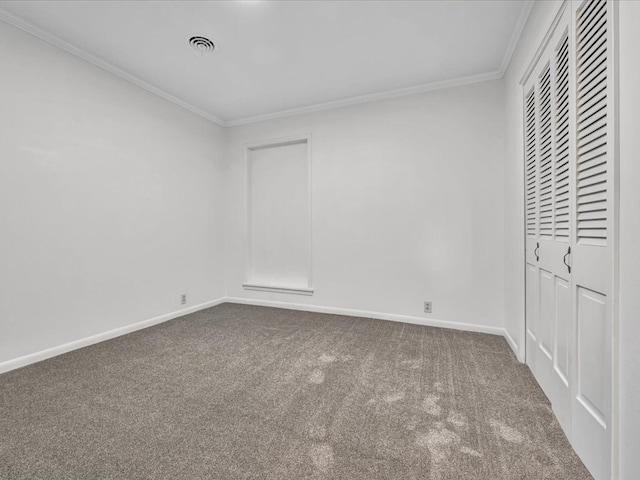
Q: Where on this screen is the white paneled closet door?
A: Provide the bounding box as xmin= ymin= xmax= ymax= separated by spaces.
xmin=524 ymin=83 xmax=539 ymax=380
xmin=549 ymin=26 xmax=573 ymax=438
xmin=523 ymin=4 xmax=574 ymax=439
xmin=522 ymin=1 xmax=615 ymax=479
xmin=570 ymin=0 xmax=614 ymax=478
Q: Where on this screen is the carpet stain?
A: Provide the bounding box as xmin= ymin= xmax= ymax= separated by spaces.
xmin=489 ymin=419 xmax=525 ymax=444
xmin=401 ymin=359 xmax=422 ymax=370
xmin=309 ymin=369 xmax=325 ymax=384
xmin=308 ymin=424 xmax=327 ymax=440
xmin=447 ymin=411 xmax=468 ymax=430
xmin=319 ymin=354 xmax=336 ymax=364
xmin=406 ymin=417 xmax=419 ymax=431
xmin=383 ymin=392 xmax=405 ymax=403
xmin=309 ymin=444 xmax=334 ymax=472
xmin=416 ymin=426 xmax=460 ymax=463
xmin=461 ymin=446 xmax=482 ymax=457
xmin=422 ymin=394 xmax=442 ymax=416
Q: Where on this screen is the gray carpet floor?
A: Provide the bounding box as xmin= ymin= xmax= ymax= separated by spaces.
xmin=0 ymin=303 xmax=591 ymax=479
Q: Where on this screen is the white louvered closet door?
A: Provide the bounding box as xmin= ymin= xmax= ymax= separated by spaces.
xmin=524 ymin=83 xmax=539 ymax=380
xmin=570 ymin=0 xmax=614 ymax=478
xmin=523 ymin=4 xmax=574 ymax=441
xmin=522 ymin=2 xmax=615 ymax=479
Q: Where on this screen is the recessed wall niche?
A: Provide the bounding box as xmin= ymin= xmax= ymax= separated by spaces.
xmin=243 ymin=136 xmax=312 ymax=295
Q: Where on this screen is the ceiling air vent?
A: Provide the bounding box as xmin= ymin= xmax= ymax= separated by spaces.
xmin=188 ymin=36 xmax=216 ymax=54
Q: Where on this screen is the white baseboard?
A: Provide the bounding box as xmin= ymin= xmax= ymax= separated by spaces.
xmin=1 ymin=297 xmax=515 ymax=375
xmin=503 ymin=329 xmax=522 ymax=361
xmin=223 ymin=296 xmax=505 ymax=337
xmin=0 ymin=298 xmax=226 ymax=375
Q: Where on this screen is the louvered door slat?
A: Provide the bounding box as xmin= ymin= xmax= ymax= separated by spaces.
xmin=577 ymin=29 xmax=607 ymax=68
xmin=579 ymin=162 xmax=607 ymax=180
xmin=577 ymin=69 xmax=607 ymax=104
xmin=578 ymin=228 xmax=606 ymax=238
xmin=578 ymin=210 xmax=606 ymax=221
xmin=578 ymin=85 xmax=605 ymax=112
xmin=556 ymin=141 xmax=570 ymax=156
xmin=578 ymin=49 xmax=606 ymax=83
xmin=579 ymin=94 xmax=606 ymax=120
xmin=578 ymin=180 xmax=606 ymax=196
xmin=577 ymin=117 xmax=606 ymax=145
xmin=556 ymin=163 xmax=569 ymax=176
xmin=578 ymin=141 xmax=605 ymax=159
xmin=578 ymin=117 xmax=606 ymax=145
xmin=579 ymin=171 xmax=606 ymax=186
xmin=577 ymin=193 xmax=606 ymax=209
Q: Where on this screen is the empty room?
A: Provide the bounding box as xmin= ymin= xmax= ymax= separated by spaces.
xmin=1 ymin=0 xmax=638 ymax=479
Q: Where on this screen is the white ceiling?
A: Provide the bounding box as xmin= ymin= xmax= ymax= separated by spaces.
xmin=0 ymin=0 xmax=532 ymax=126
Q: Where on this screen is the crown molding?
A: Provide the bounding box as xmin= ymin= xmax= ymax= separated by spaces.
xmin=224 ymin=70 xmax=502 ymax=127
xmin=1 ymin=1 xmax=533 ymax=129
xmin=0 ymin=8 xmax=226 ymax=127
xmin=499 ymin=0 xmax=535 ymax=76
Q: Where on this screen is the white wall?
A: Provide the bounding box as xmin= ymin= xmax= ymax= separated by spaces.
xmin=224 ymin=80 xmax=507 ymax=331
xmin=0 ymin=21 xmax=227 ymax=366
xmin=502 ymin=0 xmax=563 ymax=361
xmin=618 ymin=1 xmax=640 ymax=477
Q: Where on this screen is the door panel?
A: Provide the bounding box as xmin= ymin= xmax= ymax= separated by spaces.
xmin=573 ymin=286 xmax=609 ymax=480
xmin=538 ymin=269 xmax=554 ymax=359
xmin=576 ymin=287 xmax=607 ymax=423
xmin=554 ymin=277 xmax=571 ymax=385
xmin=536 ymin=269 xmax=554 ymax=395
xmin=525 ymin=263 xmax=538 ymax=371
xmin=552 ymin=275 xmax=572 ymax=434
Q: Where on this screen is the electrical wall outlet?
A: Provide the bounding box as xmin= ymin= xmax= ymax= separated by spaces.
xmin=424 ymin=301 xmax=432 ymax=314
xmin=181 ymin=293 xmax=187 ymax=305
